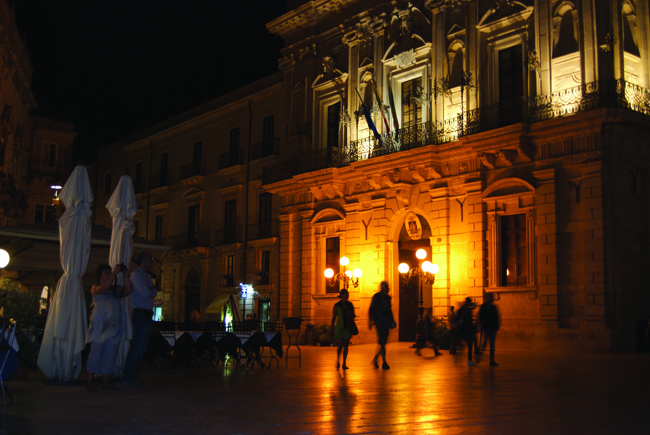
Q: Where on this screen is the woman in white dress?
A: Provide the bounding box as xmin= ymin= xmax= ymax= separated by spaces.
xmin=86 ymin=264 xmax=133 ymax=391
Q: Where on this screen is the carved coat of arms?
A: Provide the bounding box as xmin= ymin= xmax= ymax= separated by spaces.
xmin=404 ymin=212 xmax=422 ymax=240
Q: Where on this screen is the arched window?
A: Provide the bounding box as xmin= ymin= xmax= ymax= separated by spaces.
xmin=552 ymin=3 xmax=579 ymax=58
xmin=622 ymin=1 xmax=640 ymax=56
xmin=447 ymin=40 xmax=465 ymax=88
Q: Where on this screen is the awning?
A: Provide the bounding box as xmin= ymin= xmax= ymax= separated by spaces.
xmin=0 ymin=222 xmax=170 ymax=289
xmin=205 ymin=292 xmax=241 ymax=322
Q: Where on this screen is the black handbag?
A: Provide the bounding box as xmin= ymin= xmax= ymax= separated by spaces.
xmin=349 ymin=319 xmax=359 ymax=336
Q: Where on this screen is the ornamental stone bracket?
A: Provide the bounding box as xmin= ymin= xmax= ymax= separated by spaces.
xmin=309 ymin=183 xmax=345 ymax=201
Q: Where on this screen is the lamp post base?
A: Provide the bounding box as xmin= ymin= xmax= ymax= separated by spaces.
xmin=413 ymin=318 xmax=428 ymax=349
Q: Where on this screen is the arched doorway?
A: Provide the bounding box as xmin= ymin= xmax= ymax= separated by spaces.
xmin=397 ymin=212 xmax=432 ymax=341
xmin=184 ymin=269 xmax=201 ymax=322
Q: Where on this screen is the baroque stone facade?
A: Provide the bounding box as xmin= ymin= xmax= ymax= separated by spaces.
xmin=93 ymin=0 xmax=649 ymax=351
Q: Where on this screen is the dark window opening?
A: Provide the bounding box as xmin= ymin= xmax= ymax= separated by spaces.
xmin=155 ymin=216 xmax=164 ymax=244
xmin=498 ymin=45 xmax=524 ymax=101
xmin=258 ymin=193 xmax=272 ymax=238
xmin=193 ymin=141 xmax=202 ymax=175
xmin=263 ymin=116 xmax=274 ymax=157
xmin=325 ymin=237 xmax=340 ymax=294
xmin=188 ymin=205 xmax=200 ymax=247
xmin=326 ymin=102 xmax=340 ymax=149
xmin=135 ymin=162 xmax=143 ymax=193
xmin=225 ymin=255 xmax=235 ymax=287
xmin=160 ymin=153 xmax=169 ymax=185
xmin=501 ymin=214 xmax=527 ymax=286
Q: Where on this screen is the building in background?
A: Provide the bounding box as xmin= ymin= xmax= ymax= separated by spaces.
xmin=92 ymin=0 xmax=650 ymax=351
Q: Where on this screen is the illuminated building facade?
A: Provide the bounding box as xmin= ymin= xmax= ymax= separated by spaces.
xmin=94 ymin=0 xmax=649 ymax=351
xmin=263 ymin=0 xmax=650 ymax=351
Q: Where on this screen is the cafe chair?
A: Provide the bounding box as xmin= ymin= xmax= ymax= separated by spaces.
xmin=282 ymin=317 xmax=303 ymax=367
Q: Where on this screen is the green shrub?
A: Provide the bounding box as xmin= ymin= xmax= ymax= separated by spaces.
xmin=429 ymin=316 xmax=451 ymax=349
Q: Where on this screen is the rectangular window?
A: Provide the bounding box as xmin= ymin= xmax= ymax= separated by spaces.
xmin=263 ymin=116 xmax=274 ymax=156
xmin=326 ymin=102 xmax=340 ymax=149
xmin=35 ymin=204 xmax=44 ymax=223
xmin=260 ymin=250 xmax=270 ymax=285
xmin=402 ymin=77 xmax=423 ymax=128
xmin=224 ymin=200 xmax=236 ymax=229
xmin=48 ymin=143 xmax=57 ymax=167
xmin=501 ymin=214 xmax=527 ymax=286
xmin=155 ymin=216 xmax=164 ymax=243
xmin=135 ymin=162 xmax=143 ymax=193
xmin=258 ymin=192 xmax=272 ymax=239
xmin=226 ymin=255 xmax=235 ymax=287
xmin=193 ymin=141 xmax=202 ymax=174
xmin=160 ymin=153 xmax=169 ymax=185
xmin=325 ymin=237 xmax=340 ymax=294
xmin=45 ymin=205 xmax=57 ymax=222
xmin=498 ymin=45 xmax=523 ymax=102
xmin=104 ymin=173 xmax=112 ymax=195
xmin=188 ymin=205 xmax=200 ymax=248
xmin=230 ymin=128 xmax=240 ymax=165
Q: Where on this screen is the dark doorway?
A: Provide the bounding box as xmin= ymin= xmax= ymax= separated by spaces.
xmin=184 ymin=270 xmax=201 ymax=322
xmin=398 ymin=248 xmax=418 ymax=341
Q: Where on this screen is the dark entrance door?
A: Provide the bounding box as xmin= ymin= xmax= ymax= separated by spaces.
xmin=398 ymin=249 xmax=418 ymax=341
xmin=184 ymin=270 xmax=201 ymax=322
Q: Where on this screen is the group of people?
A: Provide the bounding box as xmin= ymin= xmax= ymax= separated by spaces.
xmin=330 ymin=282 xmax=500 ymax=369
xmin=330 ymin=281 xmax=396 ymax=370
xmin=85 ymin=251 xmax=157 ymax=391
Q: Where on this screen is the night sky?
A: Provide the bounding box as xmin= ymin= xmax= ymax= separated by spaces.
xmin=13 ymin=1 xmax=286 ymax=161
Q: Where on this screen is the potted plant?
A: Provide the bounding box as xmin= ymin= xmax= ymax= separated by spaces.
xmin=311 ymin=324 xmax=332 ymax=346
xmin=0 ymin=279 xmax=43 ymax=378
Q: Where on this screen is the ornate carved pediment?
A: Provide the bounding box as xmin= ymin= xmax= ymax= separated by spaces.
xmin=278 ymin=53 xmax=295 ymax=71
xmin=368 ymin=14 xmax=388 ymax=34
xmin=477 ymin=1 xmax=534 ymax=33
xmin=342 ymin=23 xmax=366 ymax=45
xmin=384 ymin=5 xmax=431 ymax=60
xmin=182 ymin=188 xmax=204 ymax=202
xmin=312 ymin=56 xmax=347 ymax=88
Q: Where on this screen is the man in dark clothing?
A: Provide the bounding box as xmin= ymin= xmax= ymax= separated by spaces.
xmin=478 ymin=293 xmax=500 ymax=366
xmin=455 ymin=297 xmax=476 ymax=366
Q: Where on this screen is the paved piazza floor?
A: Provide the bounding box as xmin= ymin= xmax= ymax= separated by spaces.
xmin=4 ymin=343 xmax=649 ymax=434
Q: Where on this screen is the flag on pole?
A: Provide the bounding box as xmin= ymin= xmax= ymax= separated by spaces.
xmin=387 ymin=80 xmax=400 ymax=131
xmin=373 ymin=83 xmax=391 ymax=133
xmin=355 ymin=88 xmax=381 ymax=142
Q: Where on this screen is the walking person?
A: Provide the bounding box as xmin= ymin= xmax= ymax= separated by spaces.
xmin=86 ymin=264 xmax=133 ymax=391
xmin=478 ymin=293 xmax=500 ymax=366
xmin=122 ymin=252 xmax=157 ymax=389
xmin=330 ymin=288 xmax=355 ymax=370
xmin=455 ymin=297 xmax=477 ymax=366
xmin=369 ymin=281 xmax=396 ymax=370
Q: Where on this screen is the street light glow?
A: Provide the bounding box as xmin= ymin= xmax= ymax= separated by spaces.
xmin=339 ymin=256 xmax=349 ymax=266
xmin=353 ymin=268 xmax=362 ymax=278
xmin=345 ymin=269 xmax=352 ymax=278
xmin=422 ymin=261 xmax=432 ymax=273
xmin=416 ymin=249 xmax=427 ymax=260
xmin=430 ymin=263 xmax=440 ymax=274
xmin=398 ymin=263 xmax=410 ymax=274
xmin=0 ymin=249 xmax=10 ymax=268
xmin=324 ymin=268 xmax=334 ymax=278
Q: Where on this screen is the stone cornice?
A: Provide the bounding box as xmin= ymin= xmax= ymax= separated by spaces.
xmin=266 ymin=0 xmax=357 ymax=38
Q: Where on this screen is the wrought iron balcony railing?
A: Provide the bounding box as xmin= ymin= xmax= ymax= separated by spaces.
xmin=151 ymin=172 xmax=172 ymax=189
xmin=215 ymin=226 xmax=243 ymax=245
xmin=179 ymin=161 xmax=206 ymax=180
xmin=169 ymin=231 xmax=210 ymax=250
xmin=249 ymin=138 xmax=280 ymax=161
xmin=218 ymin=149 xmax=245 ymax=170
xmin=263 ymin=79 xmax=650 ymax=185
xmin=248 ymin=221 xmax=278 ymax=240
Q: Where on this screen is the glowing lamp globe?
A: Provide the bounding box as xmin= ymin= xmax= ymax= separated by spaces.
xmin=430 ymin=263 xmax=440 ymax=274
xmin=353 ymin=268 xmax=362 ymax=278
xmin=0 ymin=249 xmax=9 ymax=268
xmin=421 ymin=261 xmax=432 ymax=273
xmin=339 ymin=257 xmax=350 ymax=267
xmin=345 ymin=269 xmax=352 ymax=278
xmin=324 ymin=268 xmax=334 ymax=279
xmin=416 ymin=249 xmax=427 ymax=260
xmin=398 ymin=263 xmax=410 ymax=274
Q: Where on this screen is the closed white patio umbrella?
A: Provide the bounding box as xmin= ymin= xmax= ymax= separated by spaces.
xmin=37 ymin=166 xmax=93 ymax=382
xmin=106 ymin=173 xmax=137 ymax=377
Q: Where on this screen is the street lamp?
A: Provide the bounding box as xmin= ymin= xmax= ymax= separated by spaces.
xmin=324 ymin=256 xmax=362 ymax=289
xmin=0 ymin=248 xmax=9 ymax=278
xmin=399 ymin=248 xmax=438 ymax=348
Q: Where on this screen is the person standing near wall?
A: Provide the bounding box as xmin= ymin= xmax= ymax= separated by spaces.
xmin=455 ymin=297 xmax=477 ymax=366
xmin=478 ymin=293 xmax=500 ymax=366
xmin=122 ymin=252 xmax=157 ymax=389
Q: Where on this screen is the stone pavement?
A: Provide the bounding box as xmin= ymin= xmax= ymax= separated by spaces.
xmin=3 ymin=343 xmax=649 ymax=435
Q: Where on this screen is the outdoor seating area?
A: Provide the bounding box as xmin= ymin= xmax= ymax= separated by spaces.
xmin=145 ymin=321 xmax=284 ymax=370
